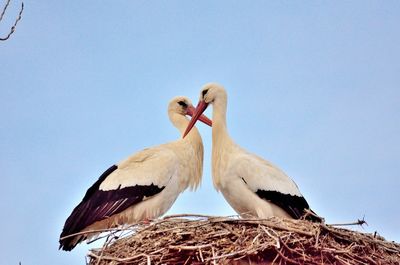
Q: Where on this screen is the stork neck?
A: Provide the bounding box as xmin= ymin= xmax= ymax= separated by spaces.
xmin=169 ymin=112 xmax=203 ymax=191
xmin=210 ymin=97 xmax=234 ymax=189
xmin=170 ymin=113 xmax=201 ymax=144
xmin=211 ymin=97 xmax=231 ymax=146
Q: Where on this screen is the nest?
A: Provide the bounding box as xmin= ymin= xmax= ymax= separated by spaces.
xmin=87 ymin=214 xmax=400 ymax=265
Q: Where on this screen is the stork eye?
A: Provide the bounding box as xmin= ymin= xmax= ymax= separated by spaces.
xmin=202 ymin=89 xmax=209 ymax=98
xmin=177 ymin=101 xmax=187 ymax=107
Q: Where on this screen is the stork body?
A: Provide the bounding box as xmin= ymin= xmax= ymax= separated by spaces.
xmin=185 ymin=83 xmax=318 ymax=220
xmin=59 ymin=97 xmax=211 ymax=251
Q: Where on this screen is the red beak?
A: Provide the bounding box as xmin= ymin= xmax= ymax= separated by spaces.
xmin=186 ymin=105 xmax=212 ymax=127
xmin=183 ymin=100 xmax=209 ymax=138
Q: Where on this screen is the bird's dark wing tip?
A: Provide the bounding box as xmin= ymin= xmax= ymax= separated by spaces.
xmin=59 ymin=235 xmax=85 ymax=251
xmin=256 ymin=189 xmax=311 ymax=219
xmin=59 ymin=241 xmax=74 ymax=251
xmin=59 ymin=164 xmax=167 ymax=251
xmin=59 ymin=165 xmax=119 ymax=251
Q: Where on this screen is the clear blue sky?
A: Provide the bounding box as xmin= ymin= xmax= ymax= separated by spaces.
xmin=1 ymin=1 xmax=399 ymax=264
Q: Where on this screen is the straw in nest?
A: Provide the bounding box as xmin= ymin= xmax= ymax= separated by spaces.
xmin=86 ymin=214 xmax=400 ymax=265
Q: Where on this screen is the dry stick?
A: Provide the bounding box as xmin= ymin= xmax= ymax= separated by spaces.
xmin=205 ymin=248 xmax=249 ymax=262
xmin=321 ymin=224 xmax=355 ymax=243
xmin=364 ymin=255 xmax=378 ymax=265
xmin=220 ymin=222 xmax=242 ymax=238
xmin=135 ymin=218 xmax=179 ymax=235
xmin=59 ymin=225 xmax=137 ymax=240
xmin=280 ymin=237 xmax=316 ymax=264
xmin=276 ymin=248 xmax=302 ymax=265
xmin=221 ymin=219 xmax=315 ymax=237
xmin=87 ymin=228 xmax=131 ymax=245
xmin=252 ymin=233 xmax=261 ymax=245
xmin=211 ymin=245 xmax=216 ymax=265
xmin=198 ymin=247 xmax=204 ymax=262
xmin=342 ymin=252 xmax=369 ymax=265
xmin=86 ymin=215 xmax=400 ymax=265
xmin=333 ymin=254 xmax=352 ymax=265
xmin=154 ymin=221 xmax=211 ymax=234
xmin=298 ymin=241 xmax=309 ymax=264
xmin=328 ymin=219 xmax=367 ymax=227
xmin=271 ymin=252 xmax=280 ymax=264
xmin=314 ymin=227 xmax=321 ymax=248
xmin=103 ymin=230 xmax=133 ymax=264
xmin=169 ymin=244 xmax=213 ymax=251
xmin=233 ymin=254 xmax=247 ymax=261
xmin=0 ymin=0 xmax=10 ymax=21
xmin=94 ymin=233 xmax=111 ymax=265
xmin=323 ymin=223 xmax=400 ymax=254
xmin=88 ymin=252 xmax=150 ymax=263
xmin=183 ymin=256 xmax=191 ymax=265
xmin=0 ymin=0 xmax=11 ymax=21
xmin=261 ymin=226 xmax=280 ymax=249
xmin=0 ymin=1 xmax=24 ymax=41
xmin=80 ymin=218 xmax=163 ymax=244
xmin=163 ymin=213 xmax=222 ymax=219
xmin=209 ymin=231 xmax=231 ymax=239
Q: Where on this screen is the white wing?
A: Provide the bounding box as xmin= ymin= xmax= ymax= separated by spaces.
xmin=100 ymin=145 xmax=179 ymax=191
xmin=233 ymin=152 xmax=302 ymax=196
xmin=60 ymin=145 xmax=179 ymax=251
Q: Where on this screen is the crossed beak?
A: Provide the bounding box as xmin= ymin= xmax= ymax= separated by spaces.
xmin=183 ymin=100 xmax=210 ymax=138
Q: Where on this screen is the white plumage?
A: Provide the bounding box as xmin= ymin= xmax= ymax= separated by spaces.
xmin=59 ymin=96 xmax=211 ymax=251
xmin=184 ymin=83 xmax=319 ymax=220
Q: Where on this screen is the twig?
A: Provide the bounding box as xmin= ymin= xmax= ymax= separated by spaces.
xmin=88 ymin=251 xmax=150 ymax=263
xmin=252 ymin=233 xmax=261 ymax=245
xmin=211 ymin=246 xmax=217 ymax=265
xmin=205 ymin=248 xmax=248 ymax=261
xmin=276 ymin=248 xmax=302 ymax=265
xmin=314 ymin=227 xmax=321 ymax=248
xmin=59 ymin=225 xmax=136 ymax=240
xmin=220 ymin=222 xmax=242 ymax=238
xmin=85 ymin=214 xmax=400 ymax=265
xmin=198 ymin=246 xmax=204 ymax=262
xmin=163 ymin=213 xmax=222 ymax=219
xmin=0 ymin=0 xmax=24 ymax=41
xmin=280 ymin=237 xmax=310 ymax=263
xmin=94 ymin=233 xmax=110 ymax=265
xmin=0 ymin=0 xmax=10 ymax=21
xmin=329 ymin=218 xmax=367 ymax=227
xmin=169 ymin=244 xmax=212 ymax=250
xmin=262 ymin=226 xmax=281 ymax=249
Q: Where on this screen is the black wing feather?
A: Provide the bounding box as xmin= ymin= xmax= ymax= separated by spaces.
xmin=59 ymin=165 xmax=165 ymax=251
xmin=256 ymin=189 xmax=313 ymax=220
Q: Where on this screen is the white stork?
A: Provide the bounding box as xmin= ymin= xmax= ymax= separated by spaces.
xmin=59 ymin=96 xmax=212 ymax=251
xmin=184 ymin=83 xmax=320 ymax=221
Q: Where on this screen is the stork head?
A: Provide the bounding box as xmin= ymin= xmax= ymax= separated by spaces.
xmin=168 ymin=96 xmax=212 ymax=126
xmin=199 ymin=82 xmax=227 ymax=105
xmin=183 ymin=83 xmax=226 ymax=138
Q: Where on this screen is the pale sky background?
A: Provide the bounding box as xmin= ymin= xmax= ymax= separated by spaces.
xmin=1 ymin=1 xmax=399 ymax=264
